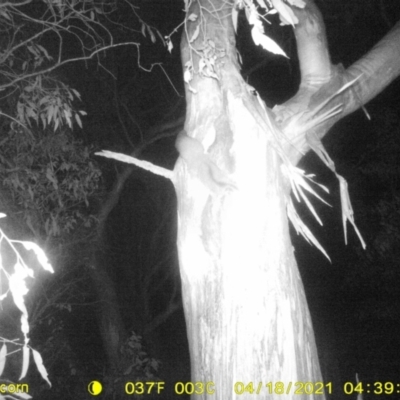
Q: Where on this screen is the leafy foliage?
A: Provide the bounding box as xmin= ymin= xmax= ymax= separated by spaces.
xmin=121 ymin=331 xmax=160 ymax=380
xmin=0 ymin=1 xmax=110 ymax=131
xmin=0 ymin=0 xmax=155 ymax=133
xmin=0 ymin=126 xmax=101 ymax=238
xmin=0 ymin=1 xmax=162 ymax=397
xmin=0 ymin=216 xmax=54 ymax=394
xmin=16 ymin=75 xmax=86 ymax=132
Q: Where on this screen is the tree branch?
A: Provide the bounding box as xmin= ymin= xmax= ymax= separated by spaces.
xmin=275 ymin=3 xmax=400 ymax=166
xmin=294 ymin=0 xmax=332 ymax=87
xmin=344 ymin=20 xmax=400 ymax=116
xmin=0 ymin=43 xmax=140 ymax=91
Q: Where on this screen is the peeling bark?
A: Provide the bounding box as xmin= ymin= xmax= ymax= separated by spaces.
xmin=175 ymin=1 xmax=323 ymax=398
xmin=175 ymin=0 xmax=400 ymax=398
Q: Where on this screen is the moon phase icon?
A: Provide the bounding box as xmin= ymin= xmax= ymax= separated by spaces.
xmin=88 ymin=381 xmax=103 ymax=396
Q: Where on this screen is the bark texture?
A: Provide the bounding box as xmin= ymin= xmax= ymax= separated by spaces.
xmin=174 ymin=0 xmax=400 ymax=398
xmin=175 ymin=1 xmax=323 ymax=398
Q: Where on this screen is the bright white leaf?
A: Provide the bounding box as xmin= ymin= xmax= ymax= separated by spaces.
xmin=251 ymin=27 xmax=287 ymax=57
xmin=188 ymin=13 xmax=198 ymax=21
xmin=19 ymin=345 xmax=30 ymax=381
xmin=232 ymin=7 xmax=238 ymax=33
xmin=21 ymin=242 xmax=54 ymax=273
xmin=183 ymin=69 xmax=192 ymax=84
xmin=32 ymin=349 xmax=51 ymax=387
xmin=0 ymin=344 xmax=7 ymax=375
xmin=9 ymin=264 xmax=29 ymax=316
xmin=166 ymin=37 xmax=173 ymax=53
xmin=189 ymin=25 xmax=200 ymax=43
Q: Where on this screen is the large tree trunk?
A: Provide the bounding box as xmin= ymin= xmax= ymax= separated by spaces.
xmin=175 ymin=1 xmax=322 ymax=398
xmin=175 ymin=0 xmax=400 ymax=398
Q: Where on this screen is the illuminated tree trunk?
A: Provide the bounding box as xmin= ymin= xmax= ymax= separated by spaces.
xmin=175 ymin=2 xmax=322 ymax=398
xmin=174 ymin=0 xmax=400 ymax=398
